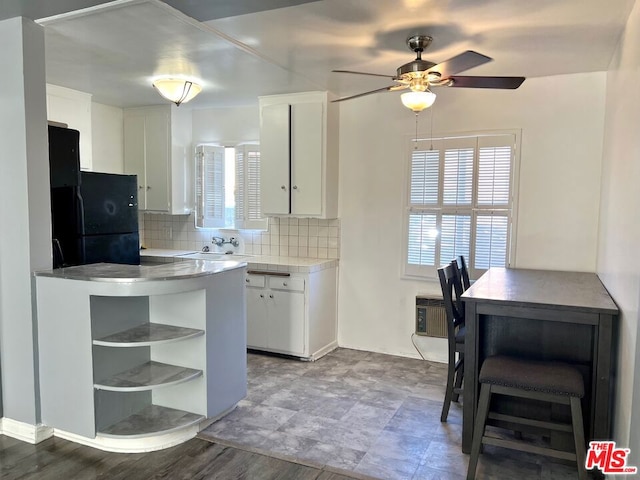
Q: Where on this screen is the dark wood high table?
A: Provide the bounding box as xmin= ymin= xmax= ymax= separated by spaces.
xmin=460 ymin=268 xmax=618 ymax=454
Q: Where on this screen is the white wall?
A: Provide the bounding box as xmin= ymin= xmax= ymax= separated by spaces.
xmin=337 ymin=71 xmax=607 ymax=360
xmin=0 ymin=17 xmax=50 ymax=425
xmin=46 ymin=84 xmax=93 ymax=170
xmin=91 ymin=102 xmax=124 ymax=173
xmin=597 ymin=0 xmax=640 ymax=459
xmin=191 ymin=105 xmax=259 ymax=144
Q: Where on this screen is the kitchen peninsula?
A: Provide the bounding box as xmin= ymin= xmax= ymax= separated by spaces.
xmin=34 ymin=260 xmax=247 ymax=453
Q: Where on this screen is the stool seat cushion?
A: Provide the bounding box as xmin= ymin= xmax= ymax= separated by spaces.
xmin=479 ymin=356 xmax=584 ymax=398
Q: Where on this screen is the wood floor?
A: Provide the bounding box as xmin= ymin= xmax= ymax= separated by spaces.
xmin=0 ymin=434 xmax=364 ymax=480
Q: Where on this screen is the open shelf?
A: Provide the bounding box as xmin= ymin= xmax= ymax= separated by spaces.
xmin=94 ymin=361 xmax=202 ymax=392
xmin=97 ymin=404 xmax=204 ymax=438
xmin=93 ymin=323 xmax=204 ymax=347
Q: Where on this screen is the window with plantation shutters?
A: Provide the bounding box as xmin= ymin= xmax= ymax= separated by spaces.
xmin=404 ymin=132 xmax=519 ymax=279
xmin=195 ymin=144 xmax=267 ymax=230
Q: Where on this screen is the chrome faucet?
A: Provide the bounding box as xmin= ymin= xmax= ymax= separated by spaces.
xmin=212 ymin=236 xmax=240 ymax=248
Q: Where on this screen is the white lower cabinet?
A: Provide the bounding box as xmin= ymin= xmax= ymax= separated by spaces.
xmin=246 ymin=267 xmax=337 ymax=360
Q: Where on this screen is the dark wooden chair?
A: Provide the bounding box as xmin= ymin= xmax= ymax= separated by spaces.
xmin=466 ymin=355 xmax=587 ymax=480
xmin=438 ymin=261 xmax=466 ymax=422
xmin=456 ymin=255 xmax=471 ymax=290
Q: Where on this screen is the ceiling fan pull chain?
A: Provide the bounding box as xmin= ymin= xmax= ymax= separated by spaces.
xmin=430 ymin=105 xmax=434 ymax=151
xmin=414 ymin=113 xmax=419 ymax=150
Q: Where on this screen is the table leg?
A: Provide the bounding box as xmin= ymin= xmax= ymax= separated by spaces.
xmin=593 ymin=314 xmax=613 ymax=440
xmin=462 ymin=301 xmax=478 ymax=453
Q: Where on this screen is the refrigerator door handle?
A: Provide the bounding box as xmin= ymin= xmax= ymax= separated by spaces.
xmin=76 ymin=189 xmax=87 ymax=264
xmin=52 ymin=238 xmax=65 ymax=268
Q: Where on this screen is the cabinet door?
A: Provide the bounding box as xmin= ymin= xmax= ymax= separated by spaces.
xmin=267 ymin=290 xmax=305 ymax=355
xmin=291 ymin=102 xmax=323 ymax=216
xmin=123 ymin=115 xmax=146 ymax=208
xmin=144 ymin=112 xmax=170 ymax=211
xmin=260 ymin=103 xmax=290 ymax=215
xmin=246 ymin=288 xmax=268 ymax=349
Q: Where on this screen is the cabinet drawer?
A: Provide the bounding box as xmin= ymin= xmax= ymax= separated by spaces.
xmin=245 ymin=274 xmax=266 ymax=288
xmin=268 ymin=276 xmax=304 ymax=292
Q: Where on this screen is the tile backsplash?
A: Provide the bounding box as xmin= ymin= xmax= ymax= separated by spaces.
xmin=142 ymin=214 xmax=340 ymax=259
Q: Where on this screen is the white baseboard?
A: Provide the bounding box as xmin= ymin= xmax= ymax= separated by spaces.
xmin=0 ymin=405 xmax=238 ymax=453
xmin=309 ymin=341 xmax=338 ymax=361
xmin=0 ymin=417 xmax=54 ymax=444
xmin=54 ymin=425 xmax=200 ymax=453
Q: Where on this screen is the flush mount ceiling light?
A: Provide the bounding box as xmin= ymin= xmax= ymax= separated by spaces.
xmin=152 ymin=78 xmax=202 ymax=106
xmin=400 ymin=89 xmax=436 ymax=112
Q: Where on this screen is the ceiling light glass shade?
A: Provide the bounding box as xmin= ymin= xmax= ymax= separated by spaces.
xmin=152 ymin=78 xmax=202 ymax=106
xmin=401 ymin=90 xmax=436 ymax=112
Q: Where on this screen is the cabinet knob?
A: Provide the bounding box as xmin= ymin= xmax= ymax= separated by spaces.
xmin=283 ymin=282 xmax=288 ymax=286
xmin=138 ymin=185 xmax=143 ymax=189
xmin=280 ymin=185 xmax=286 ymax=190
xmin=292 ymin=185 xmax=298 ymax=190
xmin=269 ymin=294 xmax=274 ymax=299
xmin=245 ymin=279 xmax=250 ymax=283
xmin=259 ymin=294 xmax=264 ymax=298
xmin=146 ymin=186 xmax=151 ymax=190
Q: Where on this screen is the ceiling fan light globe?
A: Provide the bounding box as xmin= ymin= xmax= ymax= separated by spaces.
xmin=401 ymin=90 xmax=436 ymax=112
xmin=153 ymin=78 xmax=202 ymax=106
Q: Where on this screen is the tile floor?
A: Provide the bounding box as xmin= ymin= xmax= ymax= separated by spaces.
xmin=199 ymin=348 xmax=582 ymax=480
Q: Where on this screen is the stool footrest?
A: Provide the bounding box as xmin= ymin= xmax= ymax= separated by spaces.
xmin=488 ymin=412 xmax=574 ymax=433
xmin=482 ymin=435 xmax=577 ymax=461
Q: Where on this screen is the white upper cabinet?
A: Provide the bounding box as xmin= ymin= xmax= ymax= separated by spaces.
xmin=124 ymin=105 xmax=192 ymax=214
xmin=259 ymin=92 xmax=338 ymax=218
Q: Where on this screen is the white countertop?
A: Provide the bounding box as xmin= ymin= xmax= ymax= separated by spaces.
xmin=141 ymin=249 xmax=338 ymax=273
xmin=34 ymin=260 xmax=246 ymax=282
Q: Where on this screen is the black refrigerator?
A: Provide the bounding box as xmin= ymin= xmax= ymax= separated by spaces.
xmin=49 ymin=125 xmax=140 ymax=268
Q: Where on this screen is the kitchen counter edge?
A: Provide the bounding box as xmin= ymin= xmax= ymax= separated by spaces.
xmin=33 ymin=259 xmax=246 ymax=283
xmin=141 ymin=249 xmax=338 ymax=274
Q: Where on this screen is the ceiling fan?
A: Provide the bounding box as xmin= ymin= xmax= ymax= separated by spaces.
xmin=332 ymin=35 xmax=525 ymax=111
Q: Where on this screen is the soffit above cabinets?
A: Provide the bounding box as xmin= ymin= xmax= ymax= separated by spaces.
xmin=32 ymin=0 xmax=635 ymax=109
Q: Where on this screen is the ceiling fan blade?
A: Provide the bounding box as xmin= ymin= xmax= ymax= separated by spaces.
xmin=331 ymin=85 xmax=402 ymax=103
xmin=430 ymin=51 xmax=492 ymax=77
xmin=332 ymin=69 xmax=395 ymax=79
xmin=447 ymin=76 xmax=525 ymax=89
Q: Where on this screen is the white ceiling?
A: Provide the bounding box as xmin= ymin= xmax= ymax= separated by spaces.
xmin=35 ymin=0 xmax=635 ymax=109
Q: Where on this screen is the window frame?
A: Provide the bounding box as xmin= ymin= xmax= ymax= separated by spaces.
xmin=195 ymin=142 xmax=268 ymax=231
xmin=401 ymin=129 xmax=521 ymax=281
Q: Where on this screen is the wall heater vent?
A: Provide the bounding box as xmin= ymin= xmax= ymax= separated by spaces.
xmin=415 ymin=296 xmax=447 ymax=338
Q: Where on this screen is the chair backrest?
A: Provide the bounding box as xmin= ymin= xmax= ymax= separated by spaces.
xmin=456 ymin=255 xmax=471 ymax=291
xmin=438 ymin=261 xmax=465 ymax=339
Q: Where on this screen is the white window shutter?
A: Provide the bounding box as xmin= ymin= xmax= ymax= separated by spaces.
xmin=233 ymin=144 xmax=266 ymax=230
xmin=443 ymin=147 xmax=474 ymax=206
xmin=195 ymin=145 xmax=226 ymax=228
xmin=409 ymin=149 xmax=439 ymax=206
xmin=440 ymin=214 xmax=471 ymax=266
xmin=474 ymin=214 xmax=509 ymax=269
xmin=245 ymin=146 xmax=262 ymax=221
xmin=235 ymin=148 xmax=245 ymax=226
xmin=407 ymin=213 xmax=437 ymax=268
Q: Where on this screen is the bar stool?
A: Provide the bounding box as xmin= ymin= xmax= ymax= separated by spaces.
xmin=438 ymin=261 xmax=466 ymax=422
xmin=466 ymin=355 xmax=587 ymax=480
